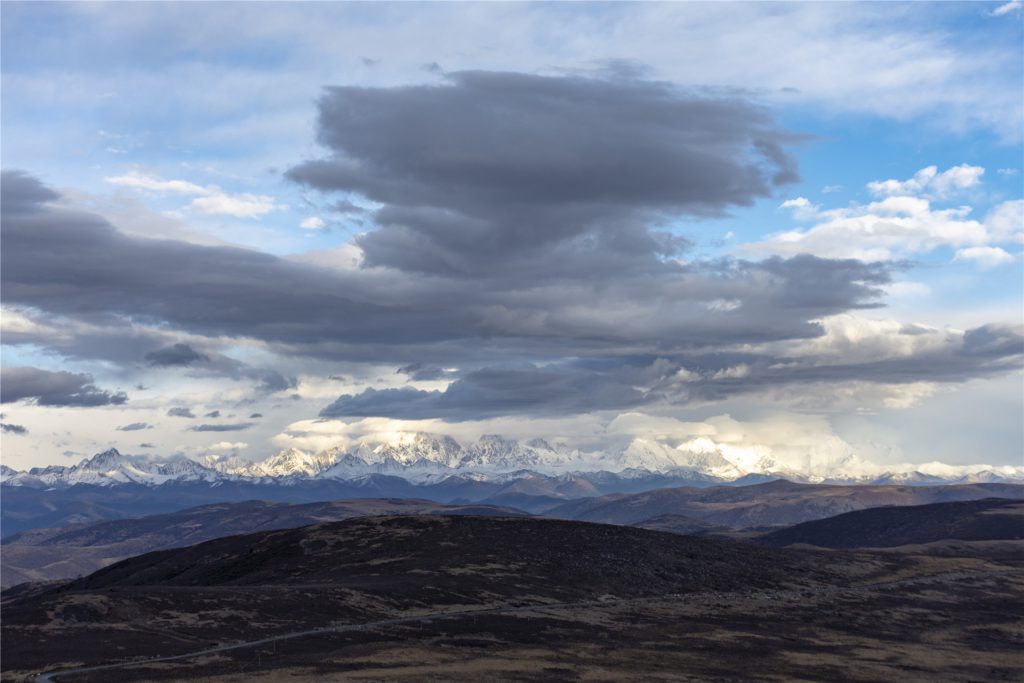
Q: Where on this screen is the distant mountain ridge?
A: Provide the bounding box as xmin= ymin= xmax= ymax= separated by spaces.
xmin=547 ymin=479 xmax=1024 ymax=530
xmin=5 ymin=430 xmax=1023 ymax=491
xmin=759 ymin=498 xmax=1024 ymax=548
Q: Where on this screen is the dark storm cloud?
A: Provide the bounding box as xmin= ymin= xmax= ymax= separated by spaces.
xmin=288 ymin=71 xmax=803 ymax=275
xmin=0 ymin=172 xmax=473 ymax=350
xmin=1 ymin=423 xmax=28 ymax=435
xmin=322 ymin=363 xmax=647 ymax=420
xmin=396 ymin=362 xmax=457 ymax=381
xmin=0 ymin=367 xmax=128 ymax=407
xmin=258 ymin=369 xmax=297 ymax=393
xmin=166 ymin=407 xmax=195 ymax=418
xmin=0 ymin=170 xmax=58 ymax=213
xmin=1 ymin=169 xmax=891 ymax=360
xmin=190 ymin=422 xmax=254 ymax=432
xmin=321 ymin=324 xmax=1024 ymax=420
xmin=960 ymin=324 xmax=1024 ymax=358
xmin=116 ymin=422 xmax=152 ymax=431
xmin=145 ymin=343 xmax=208 ymax=367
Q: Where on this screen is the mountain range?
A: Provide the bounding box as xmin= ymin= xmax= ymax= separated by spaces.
xmin=5 ymin=431 xmax=1022 ymax=491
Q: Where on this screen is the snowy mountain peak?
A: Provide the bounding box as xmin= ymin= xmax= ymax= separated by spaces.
xmin=79 ymin=448 xmax=125 ymax=469
xmin=459 ymin=434 xmax=545 ymax=470
xmin=367 ymin=432 xmax=464 ymax=468
xmin=4 ymin=433 xmax=1024 ymax=490
xmin=252 ymin=448 xmax=340 ymax=477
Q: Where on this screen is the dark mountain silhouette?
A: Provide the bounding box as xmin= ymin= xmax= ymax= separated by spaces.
xmin=760 ymin=498 xmax=1024 ymax=548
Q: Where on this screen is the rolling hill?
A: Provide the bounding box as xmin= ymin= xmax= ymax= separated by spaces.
xmin=0 ymin=499 xmax=527 ymax=587
xmin=760 ymin=498 xmax=1024 ymax=549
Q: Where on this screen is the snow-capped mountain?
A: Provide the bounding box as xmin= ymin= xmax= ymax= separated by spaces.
xmin=3 ymin=433 xmax=1023 ymax=490
xmin=0 ymin=464 xmax=18 ymax=483
xmin=206 ymin=448 xmax=340 ymax=479
xmin=7 ymin=448 xmax=223 ymax=488
xmin=363 ymin=433 xmax=466 ymax=468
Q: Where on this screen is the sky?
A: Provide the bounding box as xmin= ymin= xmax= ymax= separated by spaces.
xmin=1 ymin=1 xmax=1022 ymax=474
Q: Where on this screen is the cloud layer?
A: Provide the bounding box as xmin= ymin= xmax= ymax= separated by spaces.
xmin=0 ymin=367 xmax=127 ymax=407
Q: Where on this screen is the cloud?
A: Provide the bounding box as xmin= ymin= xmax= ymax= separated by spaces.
xmin=779 ymin=196 xmax=820 ymax=220
xmin=991 ymin=1 xmax=1022 ymax=16
xmin=300 ymin=216 xmax=326 ymax=230
xmin=190 ymin=422 xmax=254 ymax=432
xmin=116 ymin=422 xmax=152 ymax=431
xmin=867 ymin=164 xmax=984 ymax=199
xmin=0 ymin=367 xmax=128 ymax=407
xmin=748 ymin=167 xmax=1020 ymax=261
xmin=0 ymin=170 xmax=59 ymax=212
xmin=396 ymin=362 xmax=458 ymax=381
xmin=3 ymin=169 xmax=894 ymax=367
xmin=167 ymin=407 xmax=196 ymax=418
xmin=320 ymin=320 xmax=1024 ymax=420
xmin=204 ymin=410 xmax=221 ymax=418
xmin=105 ymin=171 xmax=207 ymax=195
xmin=984 ymin=199 xmax=1024 ymax=243
xmin=1 ymin=423 xmax=28 ymax=435
xmin=105 ymin=170 xmax=284 ymax=218
xmin=954 ymin=246 xmax=1016 ymax=268
xmin=145 ymin=343 xmax=209 ymax=367
xmin=321 ymin=363 xmax=648 ymax=420
xmin=289 ymin=70 xmax=801 ymax=275
xmin=207 ymin=441 xmax=248 ymax=451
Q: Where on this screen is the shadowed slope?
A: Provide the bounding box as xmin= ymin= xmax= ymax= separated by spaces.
xmin=68 ymin=515 xmax=819 ymax=595
xmin=1 ymin=499 xmax=528 ymax=586
xmin=761 ymin=498 xmax=1024 ymax=548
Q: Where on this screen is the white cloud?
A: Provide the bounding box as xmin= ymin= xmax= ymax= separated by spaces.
xmin=207 ymin=441 xmax=248 ymax=451
xmin=954 ymin=246 xmax=1016 ymax=268
xmin=867 ymin=164 xmax=984 ymax=199
xmin=991 ymin=1 xmax=1022 ymax=16
xmin=105 ymin=170 xmax=283 ymax=218
xmin=190 ymin=192 xmax=281 ymax=218
xmin=779 ymin=196 xmax=820 ymax=220
xmin=106 ymin=171 xmax=207 ymax=195
xmin=747 ymin=167 xmax=1022 ymax=262
xmin=769 ymin=314 xmax=958 ymax=364
xmin=300 ymin=216 xmax=326 ymax=230
xmin=822 ymin=184 xmax=843 ymax=194
xmin=749 ymin=195 xmax=988 ymax=261
xmin=711 ymin=364 xmax=750 ymax=380
xmin=985 ymin=199 xmax=1024 ymax=243
xmin=997 ymin=167 xmax=1020 ymax=176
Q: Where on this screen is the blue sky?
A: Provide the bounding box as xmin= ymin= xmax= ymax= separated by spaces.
xmin=1 ymin=2 xmax=1021 ymax=474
